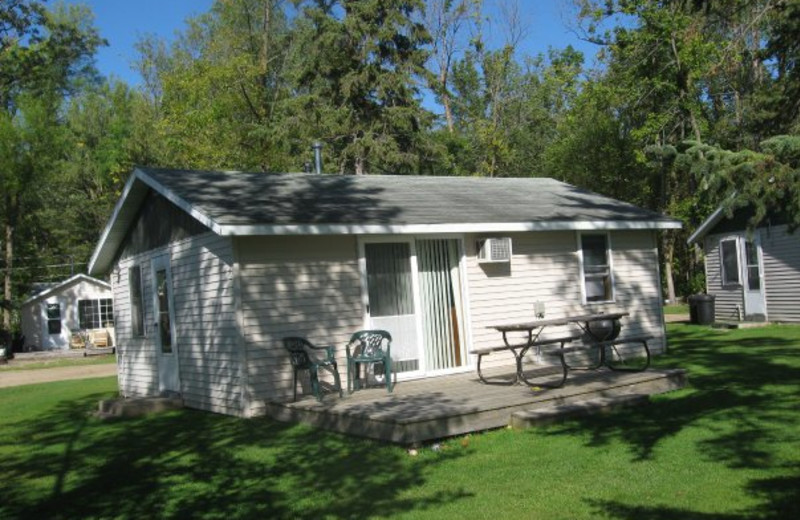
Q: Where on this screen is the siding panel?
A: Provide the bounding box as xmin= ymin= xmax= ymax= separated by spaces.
xmin=112 ymin=232 xmax=242 ymax=416
xmin=238 ymin=235 xmax=363 ymax=408
xmin=761 ymin=224 xmax=800 ymax=322
xmin=704 ymin=233 xmax=744 ymax=321
xmin=465 ymin=231 xmax=666 ymax=372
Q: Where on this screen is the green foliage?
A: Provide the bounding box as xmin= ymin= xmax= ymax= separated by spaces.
xmin=2 ymin=325 xmax=800 ymax=517
xmin=681 ymin=136 xmax=800 ymax=232
xmin=293 ymin=0 xmax=434 ymax=174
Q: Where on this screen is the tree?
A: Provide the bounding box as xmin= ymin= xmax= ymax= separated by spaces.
xmin=0 ymin=0 xmax=103 ymax=329
xmin=135 ymin=0 xmax=296 ymax=171
xmin=422 ymin=0 xmax=475 ymax=133
xmin=293 ymin=0 xmax=433 ymax=174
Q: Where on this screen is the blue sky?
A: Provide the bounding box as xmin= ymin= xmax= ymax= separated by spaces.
xmin=67 ymin=0 xmax=603 ymax=85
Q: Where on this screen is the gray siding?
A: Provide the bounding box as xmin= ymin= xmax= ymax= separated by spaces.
xmin=704 ymin=233 xmax=745 ymax=321
xmin=465 ymin=230 xmax=666 ymax=369
xmin=113 ymin=232 xmax=242 ymax=415
xmin=761 ymin=224 xmax=800 ymax=322
xmin=237 ymin=235 xmax=363 ymax=415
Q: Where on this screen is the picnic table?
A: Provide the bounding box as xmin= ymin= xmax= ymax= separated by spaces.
xmin=472 ymin=312 xmax=651 ymax=388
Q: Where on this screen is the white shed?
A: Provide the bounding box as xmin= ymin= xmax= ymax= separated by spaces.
xmin=20 ymin=274 xmax=115 ymax=351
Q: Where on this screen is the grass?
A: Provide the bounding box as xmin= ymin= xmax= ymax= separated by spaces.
xmin=1 ymin=323 xmax=798 ymax=519
xmin=0 ymin=355 xmax=116 ymax=372
xmin=663 ymin=303 xmax=690 ymax=315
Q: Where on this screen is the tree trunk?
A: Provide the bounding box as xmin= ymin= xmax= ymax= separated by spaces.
xmin=354 ymin=156 xmax=366 ymax=175
xmin=662 ymin=232 xmax=677 ymax=304
xmin=3 ymin=193 xmax=16 ymax=331
xmin=440 ymin=70 xmax=454 ymax=133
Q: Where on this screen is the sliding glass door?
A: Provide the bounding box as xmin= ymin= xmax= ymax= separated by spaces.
xmin=360 ymin=236 xmax=468 ymax=378
xmin=416 ymin=239 xmax=466 ymax=372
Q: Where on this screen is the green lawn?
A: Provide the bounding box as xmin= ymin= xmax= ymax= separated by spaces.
xmin=1 ymin=324 xmax=798 ymax=519
xmin=663 ymin=303 xmax=690 ymax=315
xmin=0 ymin=354 xmax=116 ymax=372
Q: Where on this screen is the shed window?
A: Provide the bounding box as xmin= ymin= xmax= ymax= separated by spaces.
xmin=745 ymin=241 xmax=760 ymax=290
xmin=129 ymin=265 xmax=145 ymax=337
xmin=78 ymin=299 xmax=114 ymax=329
xmin=720 ymin=239 xmax=740 ymax=286
xmin=46 ymin=303 xmax=62 ymax=335
xmin=581 ymin=233 xmax=614 ymax=303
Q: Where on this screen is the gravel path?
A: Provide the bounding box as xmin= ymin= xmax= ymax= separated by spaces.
xmin=0 ymin=363 xmax=117 ymax=388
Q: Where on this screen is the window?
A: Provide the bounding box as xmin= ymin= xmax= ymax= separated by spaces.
xmin=720 ymin=239 xmax=740 ymax=286
xmin=46 ymin=303 xmax=62 ymax=335
xmin=745 ymin=240 xmax=761 ymax=290
xmin=78 ymin=299 xmax=114 ymax=329
xmin=129 ymin=265 xmax=145 ymax=336
xmin=581 ymin=233 xmax=614 ymax=303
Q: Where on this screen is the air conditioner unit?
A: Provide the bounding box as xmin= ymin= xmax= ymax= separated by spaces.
xmin=477 ymin=237 xmax=512 ymax=263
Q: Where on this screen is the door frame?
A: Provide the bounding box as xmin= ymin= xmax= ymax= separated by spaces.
xmin=739 ymin=232 xmax=767 ymax=320
xmin=357 ymin=234 xmax=473 ymax=380
xmin=151 ymin=253 xmax=181 ymax=394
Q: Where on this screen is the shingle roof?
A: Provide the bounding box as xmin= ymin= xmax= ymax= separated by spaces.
xmin=88 ymin=167 xmax=681 ymax=274
xmin=144 ymin=167 xmax=677 ymax=227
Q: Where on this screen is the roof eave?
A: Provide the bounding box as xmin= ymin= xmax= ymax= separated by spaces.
xmin=217 ymin=219 xmax=682 ymax=236
xmin=88 ymin=168 xmax=222 ymax=276
xmin=21 ymin=274 xmax=111 ymax=306
xmin=687 ymin=205 xmax=726 ymax=245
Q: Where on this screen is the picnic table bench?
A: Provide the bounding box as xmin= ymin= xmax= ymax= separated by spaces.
xmin=475 ymin=313 xmax=653 ymax=389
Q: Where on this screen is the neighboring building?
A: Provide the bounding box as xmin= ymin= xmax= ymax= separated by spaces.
xmin=20 ymin=274 xmax=115 ymax=350
xmin=688 ymin=205 xmax=800 ymax=323
xmin=88 ymin=167 xmax=681 ymax=416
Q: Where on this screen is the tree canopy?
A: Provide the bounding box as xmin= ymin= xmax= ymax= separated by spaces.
xmin=3 ymin=0 xmax=800 ymax=328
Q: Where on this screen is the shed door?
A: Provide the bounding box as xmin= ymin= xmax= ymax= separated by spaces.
xmin=152 ymin=254 xmax=180 ymax=394
xmin=741 ymin=234 xmax=767 ymax=320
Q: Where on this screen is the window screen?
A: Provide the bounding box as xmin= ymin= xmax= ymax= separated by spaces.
xmin=46 ymin=303 xmax=62 ymax=335
xmin=581 ymin=234 xmax=613 ymax=302
xmin=129 ymin=265 xmax=145 ymax=336
xmin=720 ymin=239 xmax=740 ymax=285
xmin=365 ymin=243 xmax=414 ymax=317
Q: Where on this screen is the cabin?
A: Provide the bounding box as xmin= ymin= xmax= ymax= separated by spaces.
xmin=688 ymin=205 xmax=800 ymax=323
xmin=88 ymin=167 xmax=680 ymax=416
xmin=20 ymin=274 xmax=115 ymax=351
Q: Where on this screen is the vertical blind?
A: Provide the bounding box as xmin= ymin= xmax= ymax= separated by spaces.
xmin=417 ymin=239 xmax=464 ymax=371
xmin=365 ymin=243 xmax=415 ymax=317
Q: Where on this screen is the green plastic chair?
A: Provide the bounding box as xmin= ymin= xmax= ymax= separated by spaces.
xmin=346 ymin=330 xmax=393 ymax=393
xmin=283 ymin=337 xmax=343 ymax=402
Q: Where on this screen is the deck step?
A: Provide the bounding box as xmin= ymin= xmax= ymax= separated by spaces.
xmin=97 ymin=396 xmax=183 ymax=419
xmin=510 ymin=394 xmax=649 ymax=429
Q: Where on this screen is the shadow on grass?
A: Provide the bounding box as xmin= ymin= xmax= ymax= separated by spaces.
xmin=542 ymin=324 xmax=800 ymax=519
xmin=0 ymin=392 xmax=471 ymax=519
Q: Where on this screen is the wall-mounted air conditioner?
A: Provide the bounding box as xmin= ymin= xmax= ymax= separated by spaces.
xmin=477 ymin=237 xmax=512 ymax=263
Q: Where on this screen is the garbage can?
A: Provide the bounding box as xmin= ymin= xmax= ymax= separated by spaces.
xmin=688 ymin=294 xmax=715 ymax=325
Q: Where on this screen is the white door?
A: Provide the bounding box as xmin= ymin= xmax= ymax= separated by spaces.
xmin=741 ymin=234 xmax=767 ymax=320
xmin=360 ymin=240 xmax=423 ymax=376
xmin=152 ymin=254 xmax=180 ymax=394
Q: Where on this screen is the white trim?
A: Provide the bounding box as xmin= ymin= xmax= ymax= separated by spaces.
xmin=577 ymin=231 xmax=616 ymax=305
xmin=218 ymin=220 xmax=680 ymax=237
xmin=652 ymin=231 xmax=668 ymax=352
xmin=687 ymin=205 xmax=726 ymax=245
xmin=135 ymin=168 xmax=223 ymax=234
xmin=88 ymin=167 xmax=225 ymax=275
xmin=88 ymin=167 xmax=681 ymax=275
xmin=22 ymin=274 xmax=111 ymax=306
xmin=88 ymin=172 xmax=143 ymax=274
xmin=719 ymin=236 xmax=741 ymax=287
xmin=128 ymin=264 xmax=147 ymax=338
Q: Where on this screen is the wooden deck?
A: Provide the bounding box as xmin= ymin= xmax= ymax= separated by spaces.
xmin=262 ymin=366 xmax=688 ymax=445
